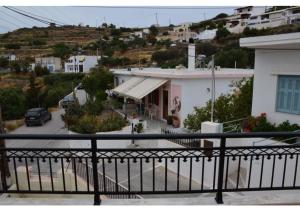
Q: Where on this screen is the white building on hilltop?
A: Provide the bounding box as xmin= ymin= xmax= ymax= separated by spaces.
xmin=247 ymin=6 xmax=300 ymax=30
xmin=240 ymin=32 xmax=300 ymax=125
xmin=225 ymin=6 xmax=266 ymax=34
xmin=64 ymin=55 xmax=99 ymax=73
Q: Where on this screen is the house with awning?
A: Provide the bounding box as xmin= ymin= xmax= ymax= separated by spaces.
xmin=111 ymin=67 xmax=253 ymax=128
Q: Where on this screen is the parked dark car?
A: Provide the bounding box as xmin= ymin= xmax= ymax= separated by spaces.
xmin=25 ymin=108 xmax=52 ymax=126
xmin=61 ymin=95 xmax=76 ymax=109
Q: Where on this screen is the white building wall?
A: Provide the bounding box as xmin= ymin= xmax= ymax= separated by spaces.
xmin=251 ymin=49 xmax=300 ymax=125
xmin=171 ymin=78 xmax=236 ymax=127
xmin=64 ymin=56 xmax=98 ymax=73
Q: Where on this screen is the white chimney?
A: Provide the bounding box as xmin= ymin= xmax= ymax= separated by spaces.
xmin=188 ymin=44 xmax=195 ymax=70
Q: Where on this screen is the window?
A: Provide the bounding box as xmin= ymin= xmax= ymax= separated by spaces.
xmin=276 ymin=75 xmax=300 ymax=115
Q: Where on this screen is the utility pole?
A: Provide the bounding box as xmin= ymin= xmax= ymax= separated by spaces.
xmin=0 ymin=106 xmax=11 ymax=191
xmin=210 ymin=55 xmax=215 ymax=122
xmin=155 ymin=13 xmax=159 ymax=26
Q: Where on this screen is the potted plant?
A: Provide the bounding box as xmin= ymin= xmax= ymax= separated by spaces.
xmin=135 ymin=123 xmax=143 ymax=133
xmin=172 ymin=116 xmax=180 ymax=128
xmin=131 ymin=111 xmax=137 ymax=119
xmin=167 ymin=115 xmax=173 ymax=125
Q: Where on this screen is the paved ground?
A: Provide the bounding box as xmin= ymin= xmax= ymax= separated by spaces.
xmin=5 ymin=109 xmax=69 ymax=174
xmin=6 ymin=109 xmax=68 ymax=148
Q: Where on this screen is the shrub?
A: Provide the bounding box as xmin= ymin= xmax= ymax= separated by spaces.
xmin=98 ymin=114 xmax=127 ymax=132
xmin=152 ymin=48 xmax=187 ymax=67
xmin=277 ymin=120 xmax=300 ymax=132
xmin=251 ymin=115 xmax=276 ymax=132
xmin=0 ymin=88 xmax=27 ymax=120
xmin=215 ymin=27 xmax=231 ymax=40
xmin=4 ymin=43 xmax=21 ymax=49
xmin=0 ymin=57 xmax=9 ymax=68
xmin=43 ymin=73 xmax=84 ymax=86
xmin=63 ymin=102 xmax=84 ymax=127
xmin=52 ymin=43 xmax=72 ymax=59
xmin=34 ymin=65 xmax=49 ymax=76
xmin=184 ymin=78 xmax=253 ymax=131
xmin=44 ymin=85 xmax=69 ymax=107
xmin=70 ymin=115 xmax=99 ymax=134
xmin=215 ymin=48 xmax=252 ymax=68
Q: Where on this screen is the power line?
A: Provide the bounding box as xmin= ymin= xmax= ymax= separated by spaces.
xmin=0 ymin=15 xmax=22 ymax=29
xmin=3 ymin=6 xmax=64 ymax=26
xmin=80 ymin=6 xmax=236 ymax=10
xmin=26 ymin=6 xmax=67 ymax=25
xmin=0 ymin=8 xmax=33 ymax=27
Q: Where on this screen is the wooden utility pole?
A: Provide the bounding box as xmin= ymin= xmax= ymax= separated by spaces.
xmin=0 ymin=106 xmax=11 ymax=191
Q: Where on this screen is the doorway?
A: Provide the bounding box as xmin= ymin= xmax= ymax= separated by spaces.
xmin=163 ymin=90 xmax=168 ymax=120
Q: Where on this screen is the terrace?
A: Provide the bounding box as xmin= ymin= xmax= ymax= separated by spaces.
xmin=0 ymin=132 xmax=300 ymax=205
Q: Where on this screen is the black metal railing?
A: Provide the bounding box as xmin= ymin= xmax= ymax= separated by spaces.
xmin=0 ymin=132 xmax=300 ymax=205
xmin=161 ymin=128 xmax=201 ymax=148
xmin=223 ymin=118 xmax=247 ymax=133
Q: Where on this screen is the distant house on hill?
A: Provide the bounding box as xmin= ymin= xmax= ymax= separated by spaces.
xmin=64 ymin=55 xmax=100 ymax=73
xmin=31 ymin=57 xmax=61 ymax=72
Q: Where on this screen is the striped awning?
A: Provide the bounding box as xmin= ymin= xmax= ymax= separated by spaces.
xmin=112 ymin=77 xmax=168 ymax=101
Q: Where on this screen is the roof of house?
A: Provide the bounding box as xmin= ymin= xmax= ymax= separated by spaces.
xmin=111 ymin=68 xmax=253 ymax=79
xmin=240 ymin=32 xmax=300 ymax=49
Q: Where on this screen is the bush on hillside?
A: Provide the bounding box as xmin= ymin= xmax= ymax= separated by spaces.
xmin=215 ymin=48 xmax=253 ymax=68
xmin=34 ymin=65 xmax=49 ymax=76
xmin=152 ymin=48 xmax=187 ymax=67
xmin=4 ymin=43 xmax=21 ymax=49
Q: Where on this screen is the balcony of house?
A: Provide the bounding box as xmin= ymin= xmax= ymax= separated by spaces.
xmin=0 ymin=132 xmax=300 ymax=205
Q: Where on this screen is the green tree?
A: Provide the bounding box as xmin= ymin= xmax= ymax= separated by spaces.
xmin=52 ymin=43 xmax=72 ymax=59
xmin=82 ymin=68 xmax=114 ymax=99
xmin=4 ymin=43 xmax=20 ymax=49
xmin=215 ymin=48 xmax=251 ymax=68
xmin=26 ymin=72 xmax=40 ymax=108
xmin=213 ymin=13 xmax=228 ymax=20
xmin=9 ymin=61 xmax=21 ymax=73
xmin=110 ymin=29 xmax=121 ymax=37
xmin=184 ymin=78 xmax=253 ymax=131
xmin=0 ymin=88 xmax=27 ymax=120
xmin=232 ymin=77 xmax=254 ymax=119
xmin=215 ymin=27 xmax=231 ymax=40
xmin=149 ymin=25 xmax=159 ymax=36
xmin=0 ymin=57 xmax=9 ymax=68
xmin=34 ymin=65 xmax=49 ymax=76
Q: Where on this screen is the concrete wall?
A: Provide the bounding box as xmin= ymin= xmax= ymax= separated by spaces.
xmin=252 ymin=49 xmax=300 ymax=125
xmin=68 ymin=126 xmax=132 ymax=149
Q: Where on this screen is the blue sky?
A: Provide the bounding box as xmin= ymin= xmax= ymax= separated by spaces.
xmin=0 ymin=6 xmax=236 ymax=33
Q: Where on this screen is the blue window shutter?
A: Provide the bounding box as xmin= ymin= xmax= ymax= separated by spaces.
xmin=292 ymin=79 xmax=300 ymax=114
xmin=276 ymin=76 xmax=300 ymax=115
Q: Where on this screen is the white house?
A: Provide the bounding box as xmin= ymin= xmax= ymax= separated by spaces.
xmin=171 ymin=22 xmax=197 ymax=42
xmin=31 ymin=57 xmax=61 ymax=72
xmin=225 ymin=6 xmax=266 ymax=33
xmin=111 ymin=44 xmax=253 ymax=127
xmin=64 ymin=55 xmax=99 ymax=73
xmin=0 ymin=53 xmax=16 ymax=61
xmin=246 ymin=7 xmax=300 ymax=30
xmin=195 ymin=29 xmax=217 ymax=41
xmin=240 ymin=32 xmax=300 ymax=125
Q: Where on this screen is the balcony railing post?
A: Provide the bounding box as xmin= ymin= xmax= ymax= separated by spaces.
xmin=91 ymin=138 xmax=101 ymax=205
xmin=215 ymin=137 xmax=226 ymax=204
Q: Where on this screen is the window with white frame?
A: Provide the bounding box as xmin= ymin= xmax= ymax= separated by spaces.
xmin=276 ymin=75 xmax=300 ymax=115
